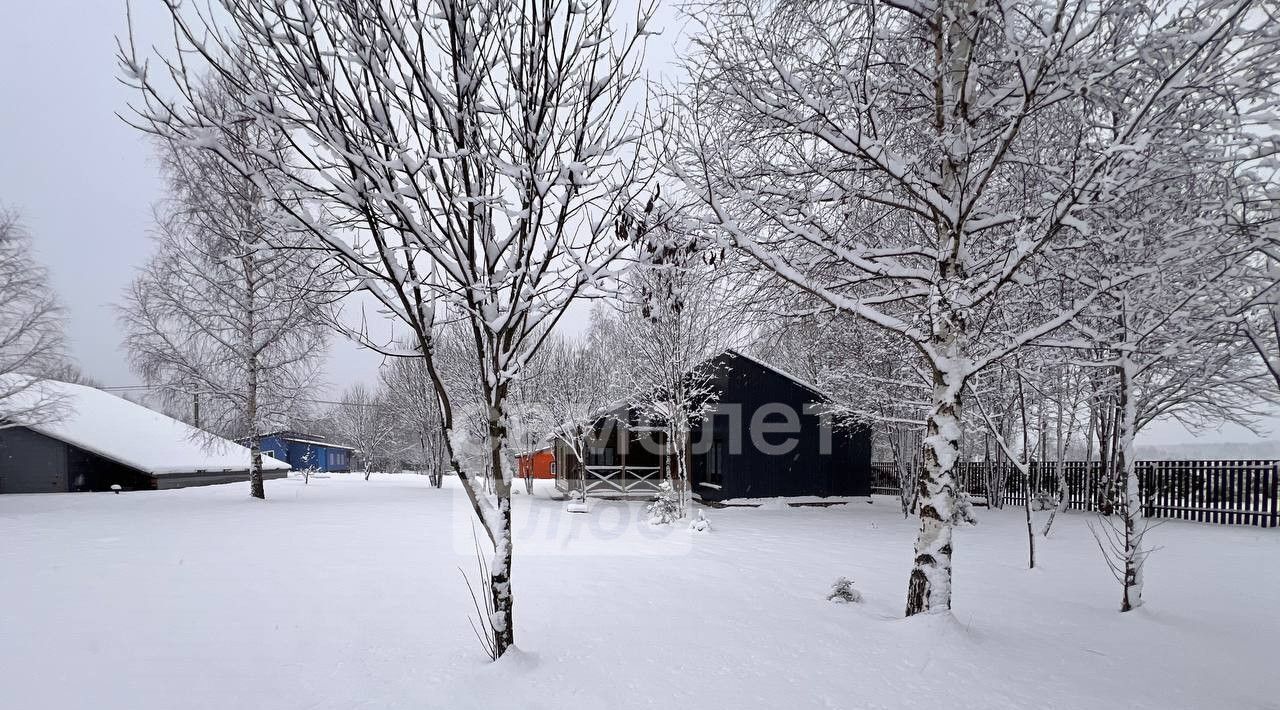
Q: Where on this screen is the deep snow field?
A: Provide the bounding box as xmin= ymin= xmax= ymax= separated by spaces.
xmin=1 ymin=474 xmax=1276 ymax=710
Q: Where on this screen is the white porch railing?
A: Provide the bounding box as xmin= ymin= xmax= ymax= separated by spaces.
xmin=583 ymin=465 xmax=664 ymax=496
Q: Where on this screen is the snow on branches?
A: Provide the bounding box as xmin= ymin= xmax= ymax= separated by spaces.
xmin=676 ymin=0 xmax=1280 ymax=616
xmin=0 ymin=208 xmax=68 ymax=427
xmin=120 ymin=0 xmax=661 ymax=657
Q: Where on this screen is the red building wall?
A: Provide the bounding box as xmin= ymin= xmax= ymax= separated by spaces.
xmin=517 ymin=448 xmax=555 ymax=479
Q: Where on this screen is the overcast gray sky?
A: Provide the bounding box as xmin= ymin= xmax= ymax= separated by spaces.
xmin=1 ymin=0 xmax=389 ymax=395
xmin=1 ymin=1 xmax=1274 ymax=446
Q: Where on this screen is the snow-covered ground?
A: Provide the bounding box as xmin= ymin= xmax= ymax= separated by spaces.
xmin=1 ymin=475 xmax=1275 ymax=710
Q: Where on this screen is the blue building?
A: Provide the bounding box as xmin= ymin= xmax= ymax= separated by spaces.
xmin=254 ymin=431 xmax=354 ymax=473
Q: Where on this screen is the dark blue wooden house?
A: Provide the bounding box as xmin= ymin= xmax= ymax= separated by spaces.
xmin=254 ymin=431 xmax=354 ymax=473
xmin=553 ymin=349 xmax=872 ymax=501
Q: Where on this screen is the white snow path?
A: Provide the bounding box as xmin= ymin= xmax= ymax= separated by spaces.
xmin=0 ymin=475 xmax=1275 ymax=710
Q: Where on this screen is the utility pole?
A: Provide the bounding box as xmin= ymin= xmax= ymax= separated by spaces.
xmin=193 ymin=392 xmax=200 ymax=429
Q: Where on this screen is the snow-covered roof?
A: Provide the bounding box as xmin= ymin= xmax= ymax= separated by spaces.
xmin=259 ymin=431 xmax=355 ymax=450
xmin=280 ymin=436 xmax=352 ymax=449
xmin=0 ymin=376 xmax=290 ymax=476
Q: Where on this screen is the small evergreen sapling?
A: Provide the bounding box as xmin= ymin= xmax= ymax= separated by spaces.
xmin=647 ymin=480 xmax=681 ymax=525
xmin=827 ymin=577 xmax=862 ymax=604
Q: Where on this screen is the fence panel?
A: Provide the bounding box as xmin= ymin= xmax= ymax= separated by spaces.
xmin=869 ymin=459 xmax=1279 ymax=528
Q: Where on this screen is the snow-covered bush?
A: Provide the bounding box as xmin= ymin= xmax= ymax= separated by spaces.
xmin=688 ymin=510 xmax=712 ymax=533
xmin=647 ymin=480 xmax=681 ymax=525
xmin=951 ymin=492 xmax=979 ymax=527
xmin=827 ymin=577 xmax=862 ymax=604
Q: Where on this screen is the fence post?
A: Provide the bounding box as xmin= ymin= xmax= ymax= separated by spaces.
xmin=1271 ymin=463 xmax=1279 ymax=529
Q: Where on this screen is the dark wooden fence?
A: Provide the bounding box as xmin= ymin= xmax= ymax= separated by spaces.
xmin=870 ymin=459 xmax=1280 ymax=528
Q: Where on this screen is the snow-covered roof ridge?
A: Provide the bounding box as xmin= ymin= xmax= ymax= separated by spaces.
xmin=0 ymin=376 xmax=289 ymax=475
xmin=256 ymin=431 xmax=356 ymax=450
xmin=720 ymin=348 xmax=833 ymax=401
xmin=278 ymin=436 xmax=354 ymax=450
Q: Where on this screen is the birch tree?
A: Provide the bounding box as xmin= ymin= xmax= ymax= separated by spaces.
xmin=970 ymin=358 xmax=1046 ymax=569
xmin=0 ymin=208 xmax=67 ymax=426
xmin=1076 ymin=210 xmax=1276 ymax=611
xmin=677 ymin=0 xmax=1280 ymax=616
xmin=122 ymin=113 xmax=333 ymax=500
xmin=121 ymin=0 xmax=657 ymax=657
xmin=1039 ymin=357 xmax=1090 ymax=536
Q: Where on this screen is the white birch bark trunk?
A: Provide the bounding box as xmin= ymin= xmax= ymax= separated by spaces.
xmin=670 ymin=420 xmax=692 ymax=519
xmin=244 ymin=252 xmax=264 ymax=500
xmin=906 ymin=347 xmax=964 ymax=615
xmin=1117 ymin=349 xmax=1144 ymax=611
xmin=905 ymin=0 xmax=975 ymax=616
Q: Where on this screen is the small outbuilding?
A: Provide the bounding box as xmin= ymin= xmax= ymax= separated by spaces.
xmin=516 ymin=446 xmax=556 ymax=480
xmin=253 ymin=431 xmax=354 ymax=473
xmin=552 ymin=349 xmax=872 ymax=501
xmin=0 ymin=378 xmax=290 ymax=493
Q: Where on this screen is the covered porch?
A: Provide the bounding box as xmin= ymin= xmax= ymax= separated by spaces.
xmin=552 ymin=413 xmax=682 ymax=499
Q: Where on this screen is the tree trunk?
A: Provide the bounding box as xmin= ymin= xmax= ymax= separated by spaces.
xmin=246 ymin=378 xmax=264 ymax=499
xmin=888 ymin=424 xmax=918 ymax=518
xmin=423 ymin=434 xmax=443 ymax=488
xmin=486 ymin=399 xmax=516 ymax=656
xmin=1017 ymin=368 xmax=1035 ymax=569
xmin=1097 ymin=391 xmax=1120 ymax=514
xmin=1043 ymin=381 xmax=1079 ymax=537
xmin=1042 ymin=465 xmax=1068 ymax=536
xmin=906 ymin=358 xmax=963 ymax=616
xmin=249 ymin=435 xmax=265 ymax=499
xmin=1117 ymin=351 xmax=1144 ymax=612
xmin=1024 ymin=465 xmax=1035 ymax=569
xmin=244 ymin=253 xmax=264 ymax=500
xmin=669 ymin=421 xmax=691 ymax=519
xmin=906 ymin=0 xmax=969 ymax=610
xmin=490 ymin=501 xmax=515 ymax=655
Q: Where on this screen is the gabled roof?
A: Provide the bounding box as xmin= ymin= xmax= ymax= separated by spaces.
xmin=546 ymin=349 xmax=836 ymax=434
xmin=0 ymin=376 xmax=290 ymax=475
xmin=719 ymin=348 xmax=833 ymax=401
